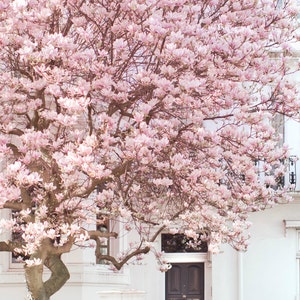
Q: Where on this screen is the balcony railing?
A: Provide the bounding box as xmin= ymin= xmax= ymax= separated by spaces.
xmin=254 ymin=156 xmax=298 ymax=192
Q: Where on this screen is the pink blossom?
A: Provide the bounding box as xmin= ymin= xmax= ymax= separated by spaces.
xmin=0 ymin=0 xmax=299 ymax=296
xmin=25 ymin=258 xmax=43 ymax=267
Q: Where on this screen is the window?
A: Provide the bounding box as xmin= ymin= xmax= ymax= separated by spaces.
xmin=161 ymin=234 xmax=208 ymax=253
xmin=10 ymin=210 xmax=27 ymax=266
xmin=96 ymin=215 xmax=110 ymax=264
xmin=0 ymin=209 xmax=24 ymax=270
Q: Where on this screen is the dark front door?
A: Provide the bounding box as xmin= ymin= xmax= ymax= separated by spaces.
xmin=166 ymin=263 xmax=204 ymax=300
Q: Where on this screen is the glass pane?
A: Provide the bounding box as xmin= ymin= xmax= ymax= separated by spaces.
xmin=161 ymin=234 xmax=207 ymax=253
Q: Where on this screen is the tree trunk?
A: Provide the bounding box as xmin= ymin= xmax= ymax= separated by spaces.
xmin=44 ymin=254 xmax=70 ymax=298
xmin=25 ymin=263 xmax=49 ymax=300
xmin=25 ymin=254 xmax=70 ymax=300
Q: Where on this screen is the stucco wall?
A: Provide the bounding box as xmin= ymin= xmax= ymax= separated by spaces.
xmin=1 ymin=199 xmax=300 ymax=300
xmin=211 ymin=198 xmax=300 ymax=300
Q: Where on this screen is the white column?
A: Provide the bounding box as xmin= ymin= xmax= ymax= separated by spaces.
xmin=238 ymin=252 xmax=244 ymax=300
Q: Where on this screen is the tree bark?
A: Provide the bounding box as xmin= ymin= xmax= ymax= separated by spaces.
xmin=25 ymin=254 xmax=70 ymax=300
xmin=25 ymin=263 xmax=48 ymax=300
xmin=44 ymin=254 xmax=70 ymax=298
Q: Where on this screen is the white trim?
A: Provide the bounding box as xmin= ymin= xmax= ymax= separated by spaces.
xmin=284 ymin=220 xmax=300 ymax=229
xmin=294 ymin=230 xmax=300 ymax=300
xmin=97 ymin=290 xmax=146 ymax=300
xmin=297 ymin=258 xmax=300 ymax=300
xmin=290 ymin=193 xmax=300 ymax=204
xmin=296 ymin=231 xmax=300 ymax=300
xmin=238 ymin=252 xmax=244 ymax=300
xmin=165 ymin=252 xmax=208 ymax=263
xmin=283 ymin=224 xmax=300 ymax=300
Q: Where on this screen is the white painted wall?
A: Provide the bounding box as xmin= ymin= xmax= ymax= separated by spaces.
xmin=243 ymin=201 xmax=300 ymax=300
xmin=128 ymin=254 xmax=165 ymax=300
xmin=2 ymin=199 xmax=300 ymax=300
xmin=210 ymin=198 xmax=300 ymax=300
xmin=127 ymin=198 xmax=300 ymax=300
xmin=211 ymin=245 xmax=239 ymax=300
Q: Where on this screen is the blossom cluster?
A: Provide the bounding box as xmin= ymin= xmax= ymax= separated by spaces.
xmin=0 ymin=0 xmax=299 ymax=282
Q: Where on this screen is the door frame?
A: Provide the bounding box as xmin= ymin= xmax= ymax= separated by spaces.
xmin=164 ymin=252 xmax=212 ymax=300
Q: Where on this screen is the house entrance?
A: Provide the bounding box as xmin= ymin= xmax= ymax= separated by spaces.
xmin=162 ymin=234 xmax=207 ymax=300
xmin=165 ymin=262 xmax=205 ymax=300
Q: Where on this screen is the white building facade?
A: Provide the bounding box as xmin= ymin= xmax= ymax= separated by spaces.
xmin=2 ymin=47 xmax=300 ymax=300
xmin=2 ymin=103 xmax=300 ymax=299
xmin=1 ymin=98 xmax=300 ymax=299
xmin=1 ymin=193 xmax=300 ymax=300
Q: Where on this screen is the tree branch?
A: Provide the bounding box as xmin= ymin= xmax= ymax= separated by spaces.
xmin=0 ymin=241 xmax=15 ymax=252
xmin=88 ymin=230 xmax=118 ymax=239
xmin=97 ymin=246 xmax=151 ymax=270
xmin=3 ymin=202 xmax=28 ymax=211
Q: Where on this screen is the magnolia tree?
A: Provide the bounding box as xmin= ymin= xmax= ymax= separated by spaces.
xmin=0 ymin=0 xmax=300 ymax=299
